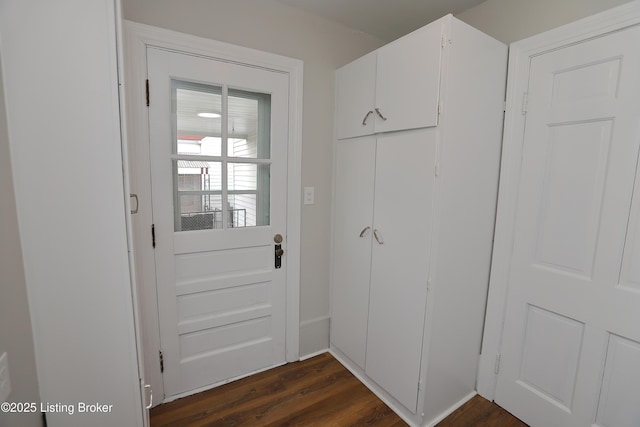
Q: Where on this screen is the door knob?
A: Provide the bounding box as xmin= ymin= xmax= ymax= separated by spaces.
xmin=276 ymin=248 xmax=284 ymax=257
xmin=274 ymin=234 xmax=283 ymax=243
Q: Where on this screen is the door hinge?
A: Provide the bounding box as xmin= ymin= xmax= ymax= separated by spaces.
xmin=159 ymin=350 xmax=164 ymax=373
xmin=435 ymin=162 xmax=440 ymax=177
xmin=418 ymin=379 xmax=423 ymax=393
xmin=146 ymin=79 xmax=150 ymax=107
xmin=427 ymin=277 xmax=432 ymax=292
xmin=441 ymin=35 xmax=446 ymax=48
xmin=151 ymin=224 xmax=156 ymax=248
xmin=494 ymin=353 xmax=501 ymax=374
xmin=521 ymin=92 xmax=528 ymax=115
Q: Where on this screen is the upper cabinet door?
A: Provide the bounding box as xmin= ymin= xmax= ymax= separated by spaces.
xmin=335 ymin=52 xmax=377 ymax=139
xmin=375 ymin=20 xmax=444 ymax=133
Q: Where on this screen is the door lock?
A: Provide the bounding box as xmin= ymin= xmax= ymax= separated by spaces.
xmin=274 ymin=234 xmax=284 ymax=268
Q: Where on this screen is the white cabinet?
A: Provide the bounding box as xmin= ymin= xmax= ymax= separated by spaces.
xmin=335 ymin=19 xmax=442 ymax=139
xmin=330 ymin=15 xmax=508 ymax=426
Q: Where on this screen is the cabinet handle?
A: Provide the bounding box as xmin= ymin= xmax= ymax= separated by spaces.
xmin=359 ymin=226 xmax=371 ymax=237
xmin=373 ymin=229 xmax=384 ymax=244
xmin=130 ymin=193 xmax=139 ymax=214
xmin=145 ymin=384 xmax=153 ymax=409
xmin=362 ymin=110 xmax=373 ymax=126
xmin=374 ymin=108 xmax=388 ymax=121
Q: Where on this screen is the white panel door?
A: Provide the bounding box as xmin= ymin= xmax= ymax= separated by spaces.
xmin=335 ymin=52 xmax=377 ymax=139
xmin=374 ymin=20 xmax=443 ymax=133
xmin=147 ymin=47 xmax=289 ymax=397
xmin=365 ymin=129 xmax=437 ymax=413
xmin=330 ymin=136 xmax=376 ymax=368
xmin=496 ymin=25 xmax=640 ymax=427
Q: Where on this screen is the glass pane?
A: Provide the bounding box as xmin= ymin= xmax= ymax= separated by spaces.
xmin=228 ymin=89 xmax=271 ymax=159
xmin=176 ymin=160 xmax=221 ymax=191
xmin=174 ymin=160 xmax=222 ymax=231
xmin=227 ymin=164 xmax=270 ymax=227
xmin=173 ymin=80 xmax=222 ymax=156
xmin=178 ymin=195 xmax=223 ymax=231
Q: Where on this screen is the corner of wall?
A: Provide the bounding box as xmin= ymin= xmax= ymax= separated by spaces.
xmin=0 ymin=47 xmax=42 ymax=427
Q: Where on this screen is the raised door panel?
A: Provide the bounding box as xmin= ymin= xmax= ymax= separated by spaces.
xmin=330 ymin=137 xmax=376 ymax=368
xmin=365 ymin=129 xmax=437 ymax=412
xmin=335 ymin=52 xmax=376 ymax=139
xmin=374 ymin=19 xmax=443 ymax=133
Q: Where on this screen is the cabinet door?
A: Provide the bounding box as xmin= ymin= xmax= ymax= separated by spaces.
xmin=335 ymin=52 xmax=376 ymax=139
xmin=375 ymin=20 xmax=443 ymax=133
xmin=365 ymin=129 xmax=437 ymax=412
xmin=330 ymin=137 xmax=376 ymax=368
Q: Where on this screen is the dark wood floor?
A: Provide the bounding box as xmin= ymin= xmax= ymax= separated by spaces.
xmin=151 ymin=353 xmax=527 ymax=426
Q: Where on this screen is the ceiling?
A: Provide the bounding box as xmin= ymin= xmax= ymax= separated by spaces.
xmin=274 ymin=0 xmax=487 ymax=42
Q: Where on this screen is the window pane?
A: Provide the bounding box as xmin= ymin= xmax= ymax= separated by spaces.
xmin=227 ymin=163 xmax=270 ymax=227
xmin=176 ymin=161 xmax=221 ymax=192
xmin=178 ymin=195 xmax=223 ymax=231
xmin=228 ymin=88 xmax=271 ymax=159
xmin=173 ymin=80 xmax=222 ymax=156
xmin=174 ymin=160 xmax=222 ymax=231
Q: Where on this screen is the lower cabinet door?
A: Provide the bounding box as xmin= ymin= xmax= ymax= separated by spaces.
xmin=330 ymin=136 xmax=376 ymax=368
xmin=365 ymin=128 xmax=437 ymax=413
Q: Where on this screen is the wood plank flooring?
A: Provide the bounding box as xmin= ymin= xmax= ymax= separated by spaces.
xmin=151 ymin=353 xmax=527 ymax=426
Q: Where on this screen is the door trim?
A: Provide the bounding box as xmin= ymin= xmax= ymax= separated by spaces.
xmin=124 ymin=21 xmax=303 ymax=404
xmin=477 ymin=1 xmax=640 ymax=402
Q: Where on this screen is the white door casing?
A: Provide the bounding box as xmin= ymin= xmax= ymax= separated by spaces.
xmin=124 ymin=22 xmax=302 ymax=404
xmin=478 ymin=4 xmax=640 ymax=427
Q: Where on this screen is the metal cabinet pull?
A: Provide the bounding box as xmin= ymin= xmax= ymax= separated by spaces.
xmin=145 ymin=384 xmax=153 ymax=409
xmin=375 ymin=108 xmax=388 ymax=121
xmin=373 ymin=229 xmax=384 ymax=244
xmin=130 ymin=193 xmax=139 ymax=214
xmin=359 ymin=226 xmax=371 ymax=237
xmin=362 ymin=110 xmax=373 ymax=126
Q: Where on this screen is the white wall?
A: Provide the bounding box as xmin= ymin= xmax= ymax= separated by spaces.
xmin=122 ymin=0 xmax=384 ymax=355
xmin=0 ymin=1 xmax=143 ymax=426
xmin=0 ymin=49 xmax=42 ymax=427
xmin=456 ymin=0 xmax=634 ymax=43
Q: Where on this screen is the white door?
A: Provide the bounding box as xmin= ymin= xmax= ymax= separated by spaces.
xmin=330 ymin=136 xmax=376 ymax=369
xmin=365 ymin=129 xmax=437 ymax=413
xmin=147 ymin=47 xmax=289 ymax=397
xmin=496 ymin=25 xmax=640 ymax=427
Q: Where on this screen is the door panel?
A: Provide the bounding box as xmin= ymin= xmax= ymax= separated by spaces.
xmin=147 ymin=47 xmax=289 ymax=397
xmin=365 ymin=129 xmax=437 ymax=413
xmin=595 ymin=335 xmax=640 ymax=427
xmin=335 ymin=53 xmax=376 ymax=139
xmin=619 ymin=157 xmax=640 ymax=291
xmin=330 ymin=137 xmax=376 ymax=368
xmin=375 ymin=21 xmax=442 ymax=133
xmin=496 ymin=25 xmax=640 ymax=427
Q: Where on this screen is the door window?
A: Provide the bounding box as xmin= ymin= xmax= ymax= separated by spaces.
xmin=172 ymin=80 xmax=271 ymax=231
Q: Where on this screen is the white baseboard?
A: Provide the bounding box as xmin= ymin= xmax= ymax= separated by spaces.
xmin=330 ymin=347 xmax=476 ymax=427
xmin=299 ymin=348 xmax=329 ymax=361
xmin=299 ymin=315 xmax=330 ymax=357
xmin=424 ymin=391 xmax=476 ymax=427
xmin=330 ymin=348 xmax=420 ymax=427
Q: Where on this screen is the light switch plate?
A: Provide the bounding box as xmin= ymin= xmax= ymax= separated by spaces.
xmin=0 ymin=352 xmax=11 ymax=402
xmin=303 ymin=186 xmax=315 ymax=205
